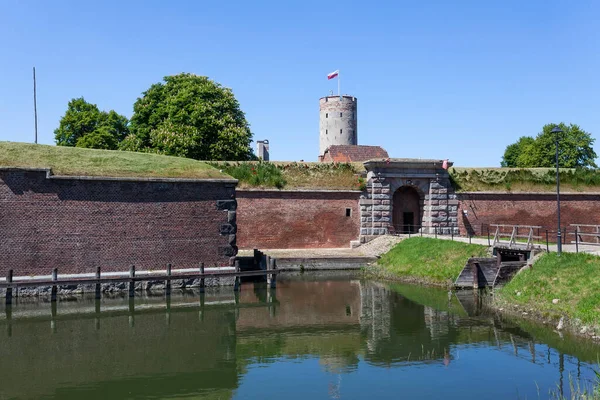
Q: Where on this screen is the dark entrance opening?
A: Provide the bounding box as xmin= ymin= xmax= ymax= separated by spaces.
xmin=392 ymin=186 xmax=421 ymax=234
xmin=403 ymin=212 xmax=415 ymax=233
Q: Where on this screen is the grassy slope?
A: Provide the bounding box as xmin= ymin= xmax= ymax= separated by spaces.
xmin=0 ymin=142 xmax=231 ymax=179
xmin=451 ymin=167 xmax=600 ymax=193
xmin=497 ymin=252 xmax=600 ymax=325
xmin=377 ymin=237 xmax=489 ymax=285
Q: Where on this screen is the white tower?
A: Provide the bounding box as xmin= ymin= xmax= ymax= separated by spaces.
xmin=319 ymin=95 xmax=358 ymax=156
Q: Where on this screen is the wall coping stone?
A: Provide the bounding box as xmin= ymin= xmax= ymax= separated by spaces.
xmin=0 ymin=167 xmax=239 ymax=184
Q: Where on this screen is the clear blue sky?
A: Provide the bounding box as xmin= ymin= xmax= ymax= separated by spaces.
xmin=1 ymin=0 xmax=598 ymax=166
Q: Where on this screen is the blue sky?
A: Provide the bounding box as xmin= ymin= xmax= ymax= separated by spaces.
xmin=1 ymin=0 xmax=598 ymax=166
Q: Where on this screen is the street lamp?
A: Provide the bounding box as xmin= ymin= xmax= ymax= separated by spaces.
xmin=551 ymin=125 xmax=563 ymax=255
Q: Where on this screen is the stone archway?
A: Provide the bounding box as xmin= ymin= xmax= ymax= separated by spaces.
xmin=392 ymin=186 xmax=422 ymax=233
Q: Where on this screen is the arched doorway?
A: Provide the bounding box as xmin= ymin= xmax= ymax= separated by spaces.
xmin=392 ymin=186 xmax=421 ymax=233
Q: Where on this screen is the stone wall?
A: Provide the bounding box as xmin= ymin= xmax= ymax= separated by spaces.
xmin=457 ymin=192 xmax=600 ymax=238
xmin=0 ymin=168 xmax=238 ymax=277
xmin=236 ymin=189 xmax=361 ymax=249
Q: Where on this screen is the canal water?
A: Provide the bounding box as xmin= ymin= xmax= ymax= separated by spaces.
xmin=0 ymin=273 xmax=598 ymax=400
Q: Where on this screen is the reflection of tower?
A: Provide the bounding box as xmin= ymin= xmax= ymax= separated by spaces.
xmin=359 ymin=282 xmax=391 ymax=352
xmin=423 ymin=306 xmax=451 ymax=340
xmin=319 ymin=96 xmax=358 ymax=156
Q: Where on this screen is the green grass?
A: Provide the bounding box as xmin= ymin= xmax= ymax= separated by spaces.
xmin=0 ymin=141 xmax=231 ymax=179
xmin=450 ymin=167 xmax=600 ymax=193
xmin=210 ymin=161 xmax=365 ymax=190
xmin=377 ymin=237 xmax=489 ymax=285
xmin=497 ymin=252 xmax=600 ymax=325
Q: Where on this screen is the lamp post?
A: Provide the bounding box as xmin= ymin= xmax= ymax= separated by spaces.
xmin=551 ymin=125 xmax=563 ymax=255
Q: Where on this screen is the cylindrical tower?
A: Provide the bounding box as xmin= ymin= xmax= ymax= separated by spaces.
xmin=319 ymin=95 xmax=358 ymax=156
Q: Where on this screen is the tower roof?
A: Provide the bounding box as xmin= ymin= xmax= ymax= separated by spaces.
xmin=321 ymin=145 xmax=389 ymax=163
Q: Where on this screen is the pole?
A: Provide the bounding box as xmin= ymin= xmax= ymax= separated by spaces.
xmin=338 ymin=70 xmax=340 ymax=97
xmin=33 ymin=67 xmax=38 ymax=144
xmin=555 ymin=131 xmax=562 ymax=255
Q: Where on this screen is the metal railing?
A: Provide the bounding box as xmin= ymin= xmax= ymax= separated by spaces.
xmin=490 ymin=224 xmax=542 ymax=250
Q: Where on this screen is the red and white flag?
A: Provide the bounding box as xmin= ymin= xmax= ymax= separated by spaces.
xmin=327 ymin=70 xmax=339 ymax=80
xmin=442 ymin=159 xmax=449 ymax=170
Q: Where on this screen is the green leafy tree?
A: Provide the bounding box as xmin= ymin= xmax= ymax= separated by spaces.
xmin=501 ymin=123 xmax=597 ymax=168
xmin=54 ymin=98 xmax=129 ymax=149
xmin=500 ymin=136 xmax=535 ymax=167
xmin=121 ymin=73 xmax=254 ymax=160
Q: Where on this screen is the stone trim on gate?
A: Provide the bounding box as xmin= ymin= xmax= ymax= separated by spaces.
xmin=359 ymin=159 xmax=459 ymax=242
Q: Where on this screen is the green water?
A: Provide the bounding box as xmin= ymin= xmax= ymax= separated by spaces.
xmin=0 ymin=273 xmax=598 ymax=399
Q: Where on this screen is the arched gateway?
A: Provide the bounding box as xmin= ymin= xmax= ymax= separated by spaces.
xmin=392 ymin=186 xmax=421 ymax=233
xmin=359 ymin=159 xmax=459 ymax=240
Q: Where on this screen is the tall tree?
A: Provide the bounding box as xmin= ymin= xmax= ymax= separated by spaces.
xmin=501 ymin=123 xmax=597 ymax=168
xmin=500 ymin=136 xmax=535 ymax=167
xmin=121 ymin=73 xmax=254 ymax=160
xmin=54 ymin=98 xmax=129 ymax=150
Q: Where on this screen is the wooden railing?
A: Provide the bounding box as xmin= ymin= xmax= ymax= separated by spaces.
xmin=490 ymin=224 xmax=542 ymax=250
xmin=569 ymin=224 xmax=600 ymax=246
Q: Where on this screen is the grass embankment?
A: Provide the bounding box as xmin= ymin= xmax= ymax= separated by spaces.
xmin=497 ymin=252 xmax=600 ymax=327
xmin=210 ymin=161 xmax=366 ymax=190
xmin=0 ymin=141 xmax=232 ymax=179
xmin=450 ymin=167 xmax=600 ymax=193
xmin=375 ymin=237 xmax=488 ymax=286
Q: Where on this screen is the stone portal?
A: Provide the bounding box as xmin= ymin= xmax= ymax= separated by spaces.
xmin=359 ymin=159 xmax=458 ymax=242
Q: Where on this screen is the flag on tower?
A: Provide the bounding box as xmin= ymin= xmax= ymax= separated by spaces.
xmin=327 ymin=70 xmax=339 ymax=80
xmin=442 ymin=159 xmax=449 ymax=170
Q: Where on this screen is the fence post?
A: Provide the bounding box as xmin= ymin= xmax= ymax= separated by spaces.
xmin=129 ymin=265 xmax=135 ymax=298
xmin=199 ymin=262 xmax=205 ymax=293
xmin=5 ymin=269 xmax=13 ymax=305
xmin=451 ymin=229 xmax=454 ymax=241
xmin=166 ymin=263 xmax=172 ymax=296
xmin=575 ymin=228 xmax=579 ymax=253
xmin=95 ymin=267 xmax=101 ymax=300
xmin=435 ymin=226 xmax=437 ymax=239
xmin=546 ymin=230 xmax=549 ymax=252
xmin=487 ymin=226 xmax=491 ymax=247
xmin=233 ymin=260 xmax=241 ymax=291
xmin=51 ymin=268 xmax=58 ymax=302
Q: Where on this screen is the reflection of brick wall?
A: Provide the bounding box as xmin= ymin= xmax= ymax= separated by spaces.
xmin=237 ymin=190 xmax=360 ymax=249
xmin=457 ymin=192 xmax=600 ymax=238
xmin=0 ymin=169 xmax=237 ymax=277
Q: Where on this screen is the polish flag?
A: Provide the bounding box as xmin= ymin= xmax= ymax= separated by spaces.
xmin=442 ymin=159 xmax=449 ymax=170
xmin=327 ymin=70 xmax=339 ymax=80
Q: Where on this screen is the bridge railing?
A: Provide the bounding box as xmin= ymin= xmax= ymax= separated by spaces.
xmin=489 ymin=224 xmax=542 ymax=250
xmin=569 ymin=224 xmax=600 ymax=248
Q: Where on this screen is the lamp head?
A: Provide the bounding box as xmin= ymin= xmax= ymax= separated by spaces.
xmin=551 ymin=126 xmax=563 ymax=134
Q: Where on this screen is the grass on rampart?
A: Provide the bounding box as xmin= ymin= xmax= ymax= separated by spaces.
xmin=497 ymin=252 xmax=600 ymax=325
xmin=376 ymin=237 xmax=489 ymax=285
xmin=450 ymin=167 xmax=600 ymax=193
xmin=210 ymin=161 xmax=365 ymax=190
xmin=0 ymin=141 xmax=231 ymax=179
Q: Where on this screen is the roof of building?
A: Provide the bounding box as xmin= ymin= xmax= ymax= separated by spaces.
xmin=323 ymin=145 xmax=389 ymax=163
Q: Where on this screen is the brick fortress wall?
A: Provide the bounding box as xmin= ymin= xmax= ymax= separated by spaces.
xmin=0 ymin=169 xmax=238 ymax=277
xmin=457 ymin=192 xmax=600 ymax=238
xmin=236 ymin=190 xmax=361 ymax=249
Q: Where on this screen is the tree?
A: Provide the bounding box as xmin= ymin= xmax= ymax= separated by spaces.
xmin=54 ymin=98 xmax=129 ymax=150
xmin=500 ymin=136 xmax=535 ymax=167
xmin=121 ymin=73 xmax=254 ymax=160
xmin=501 ymin=123 xmax=597 ymax=168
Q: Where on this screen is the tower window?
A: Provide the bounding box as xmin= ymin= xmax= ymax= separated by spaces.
xmin=345 ymin=208 xmax=352 ymax=217
xmin=340 ymin=112 xmax=343 ymax=117
xmin=326 ymin=113 xmax=328 ymax=118
xmin=326 ymin=129 xmax=328 ymax=134
xmin=340 ymin=129 xmax=343 ymax=134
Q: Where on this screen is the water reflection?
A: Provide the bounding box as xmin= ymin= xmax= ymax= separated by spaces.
xmin=0 ymin=275 xmax=598 ymax=399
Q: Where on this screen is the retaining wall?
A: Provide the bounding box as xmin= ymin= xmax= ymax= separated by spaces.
xmin=0 ymin=168 xmax=238 ymax=277
xmin=457 ymin=192 xmax=600 ymax=236
xmin=236 ymin=189 xmax=361 ymax=249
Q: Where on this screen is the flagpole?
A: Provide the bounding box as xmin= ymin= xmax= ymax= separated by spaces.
xmin=338 ymin=70 xmax=341 ymax=97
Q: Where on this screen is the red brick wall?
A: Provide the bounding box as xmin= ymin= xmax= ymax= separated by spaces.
xmin=237 ymin=190 xmax=360 ymax=249
xmin=457 ymin=192 xmax=600 ymax=238
xmin=0 ymin=169 xmax=237 ymax=277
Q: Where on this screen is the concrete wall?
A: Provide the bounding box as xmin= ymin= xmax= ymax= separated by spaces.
xmin=319 ymin=96 xmax=358 ymax=155
xmin=0 ymin=168 xmax=238 ymax=277
xmin=457 ymin=192 xmax=600 ymax=237
xmin=236 ymin=189 xmax=361 ymax=249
